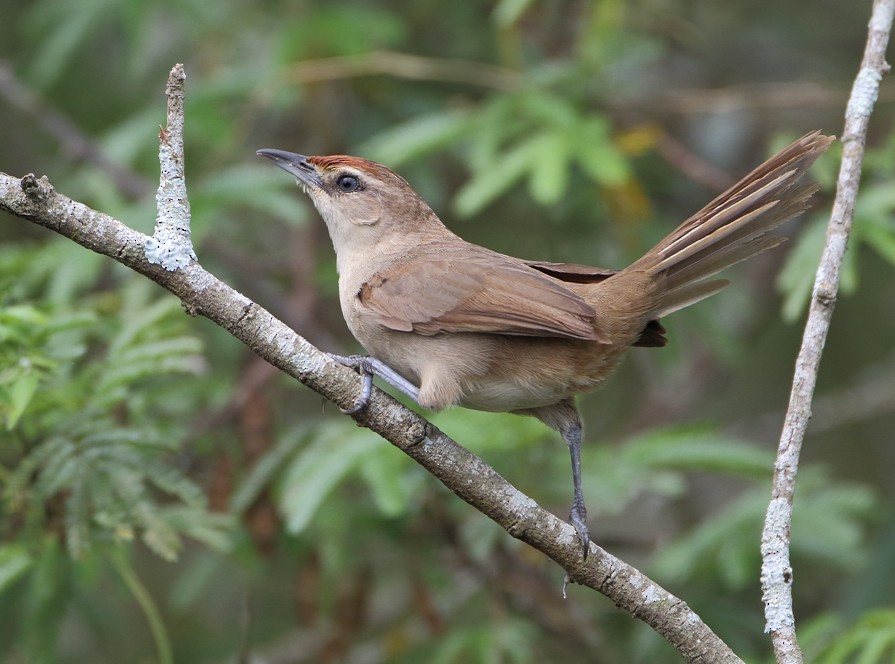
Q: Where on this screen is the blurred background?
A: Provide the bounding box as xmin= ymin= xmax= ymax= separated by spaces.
xmin=1 ymin=1 xmax=894 ymax=662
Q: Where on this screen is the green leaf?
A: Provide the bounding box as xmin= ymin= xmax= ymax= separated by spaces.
xmin=493 ymin=0 xmax=536 ymax=27
xmin=527 ymin=131 xmax=569 ymax=205
xmin=279 ymin=423 xmax=379 ymax=534
xmin=0 ymin=544 xmax=33 ymax=593
xmin=230 ymin=426 xmax=309 ymax=514
xmin=859 ymin=213 xmax=895 ymax=266
xmin=817 ymin=609 xmax=895 ymax=664
xmin=453 ymin=134 xmax=543 ymax=217
xmin=428 ymin=409 xmax=547 ymax=454
xmin=651 ymin=489 xmax=761 ymax=586
xmin=777 ymin=213 xmax=827 ymax=322
xmin=195 ymin=165 xmax=312 ymax=230
xmin=139 ymin=506 xmax=182 ymax=562
xmin=574 ymin=117 xmax=629 ymax=185
xmin=24 ymin=0 xmax=107 ymax=87
xmin=853 ymin=630 xmax=894 ymax=664
xmin=652 ymin=469 xmax=877 ymax=588
xmin=358 ymin=445 xmax=413 ymax=517
xmin=361 ymin=110 xmax=474 ymax=166
xmin=625 ymin=426 xmax=774 ymax=478
xmin=6 ymin=370 xmax=40 ymax=429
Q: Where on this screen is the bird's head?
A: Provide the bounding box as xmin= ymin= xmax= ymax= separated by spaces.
xmin=256 ymin=150 xmax=447 ymax=256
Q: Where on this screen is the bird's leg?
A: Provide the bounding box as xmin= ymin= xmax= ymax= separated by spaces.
xmin=522 ymin=399 xmax=591 ymax=559
xmin=559 ymin=416 xmax=590 ymax=558
xmin=327 ymin=353 xmax=420 ymax=413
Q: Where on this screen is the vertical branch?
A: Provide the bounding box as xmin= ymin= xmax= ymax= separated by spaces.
xmin=760 ymin=2 xmax=894 ymax=662
xmin=144 ymin=63 xmax=196 ymax=271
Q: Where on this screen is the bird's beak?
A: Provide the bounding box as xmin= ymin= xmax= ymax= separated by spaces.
xmin=256 ymin=149 xmax=323 ymax=190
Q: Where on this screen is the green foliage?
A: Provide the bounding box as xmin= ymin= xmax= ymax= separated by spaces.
xmin=364 ymin=90 xmax=630 ymax=217
xmin=0 ymin=242 xmax=235 ymax=660
xmin=0 ymin=542 xmax=32 ymax=593
xmin=417 ymin=618 xmax=535 ymax=664
xmin=1 ymin=266 xmax=230 ymax=563
xmin=801 ymin=610 xmax=895 ymax=664
xmin=271 ymin=409 xmax=547 ymax=535
xmin=653 ymin=469 xmax=876 ymax=590
xmin=1 ymin=0 xmax=891 ymax=662
xmin=279 ymin=422 xmax=392 ymax=533
xmin=579 ymin=425 xmax=773 ymax=517
xmin=778 ymin=137 xmax=895 ymax=321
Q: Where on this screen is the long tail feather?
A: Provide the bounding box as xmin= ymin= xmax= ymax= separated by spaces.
xmin=632 ymin=131 xmax=833 ymax=318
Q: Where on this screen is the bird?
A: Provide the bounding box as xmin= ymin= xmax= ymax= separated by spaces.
xmin=257 ymin=131 xmax=832 ymax=556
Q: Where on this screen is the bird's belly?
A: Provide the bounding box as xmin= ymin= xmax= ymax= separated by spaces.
xmin=456 ymin=337 xmax=620 ymax=412
xmin=350 ymin=318 xmax=625 ymax=413
xmin=456 ymin=380 xmax=572 ymax=412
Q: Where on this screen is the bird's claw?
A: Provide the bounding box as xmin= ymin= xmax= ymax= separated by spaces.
xmin=569 ymin=501 xmax=590 ymax=560
xmin=328 ymin=353 xmax=373 ymax=414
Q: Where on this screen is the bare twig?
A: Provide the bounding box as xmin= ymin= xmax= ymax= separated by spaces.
xmin=144 ymin=64 xmax=196 ymax=271
xmin=656 ymin=133 xmax=736 ymax=190
xmin=1 ymin=169 xmax=745 ymax=663
xmin=0 ymin=60 xmax=753 ymax=662
xmin=760 ymin=2 xmax=894 ymax=662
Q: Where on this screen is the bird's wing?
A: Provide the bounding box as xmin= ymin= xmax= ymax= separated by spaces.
xmin=522 ymin=260 xmax=668 ymax=347
xmin=356 ymin=253 xmax=608 ymax=342
xmin=522 ymin=260 xmax=617 ymax=283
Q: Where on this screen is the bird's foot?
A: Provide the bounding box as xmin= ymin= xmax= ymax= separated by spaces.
xmin=327 ymin=354 xmax=374 ymax=414
xmin=327 ymin=353 xmax=421 ymax=413
xmin=569 ymin=499 xmax=590 ymax=560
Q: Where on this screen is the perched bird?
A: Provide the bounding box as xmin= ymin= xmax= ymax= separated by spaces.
xmin=258 ymin=131 xmax=832 ymax=555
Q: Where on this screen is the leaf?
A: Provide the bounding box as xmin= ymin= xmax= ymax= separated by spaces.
xmin=493 ymin=0 xmax=536 ymax=27
xmin=65 ymin=479 xmax=91 ymax=559
xmin=195 ymin=165 xmax=312 ymax=230
xmin=859 ymin=212 xmax=895 ymax=266
xmin=361 ymin=110 xmax=474 ymax=166
xmin=358 ymin=445 xmax=413 ymax=517
xmin=624 ymin=426 xmax=774 ymax=478
xmin=652 ymin=469 xmax=877 ymax=588
xmin=6 ymin=370 xmax=39 ymax=429
xmin=453 ymin=134 xmax=543 ymax=217
xmin=24 ymin=0 xmax=107 ymax=87
xmin=139 ymin=506 xmax=183 ymax=562
xmin=651 ymin=488 xmax=761 ymax=586
xmin=526 ymin=131 xmax=569 ymax=205
xmin=816 ymin=609 xmax=895 ymax=664
xmin=163 ymin=508 xmax=234 ymax=553
xmin=428 ymin=409 xmax=547 ymax=454
xmin=777 ymin=213 xmax=828 ymax=322
xmin=0 ymin=544 xmax=32 ymax=593
xmin=574 ymin=116 xmax=630 ymax=185
xmin=230 ymin=426 xmax=308 ymax=513
xmin=279 ymin=423 xmax=379 ymax=534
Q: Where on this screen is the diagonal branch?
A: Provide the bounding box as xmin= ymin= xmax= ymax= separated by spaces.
xmin=760 ymin=1 xmax=894 ymax=662
xmin=0 ymin=168 xmax=742 ymax=663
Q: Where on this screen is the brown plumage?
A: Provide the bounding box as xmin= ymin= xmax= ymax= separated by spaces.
xmin=258 ymin=131 xmax=833 ymax=555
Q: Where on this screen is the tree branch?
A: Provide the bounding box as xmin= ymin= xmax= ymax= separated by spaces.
xmin=144 ymin=64 xmax=195 ymax=271
xmin=0 ymin=61 xmax=745 ymax=660
xmin=760 ymin=2 xmax=894 ymax=662
xmin=0 ymin=168 xmax=744 ymax=662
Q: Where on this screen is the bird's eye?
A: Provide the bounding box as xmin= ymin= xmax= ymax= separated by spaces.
xmin=336 ymin=174 xmax=360 ymax=193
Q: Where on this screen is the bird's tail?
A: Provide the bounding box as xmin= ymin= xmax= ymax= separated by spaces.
xmin=629 ymin=131 xmax=833 ymax=320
